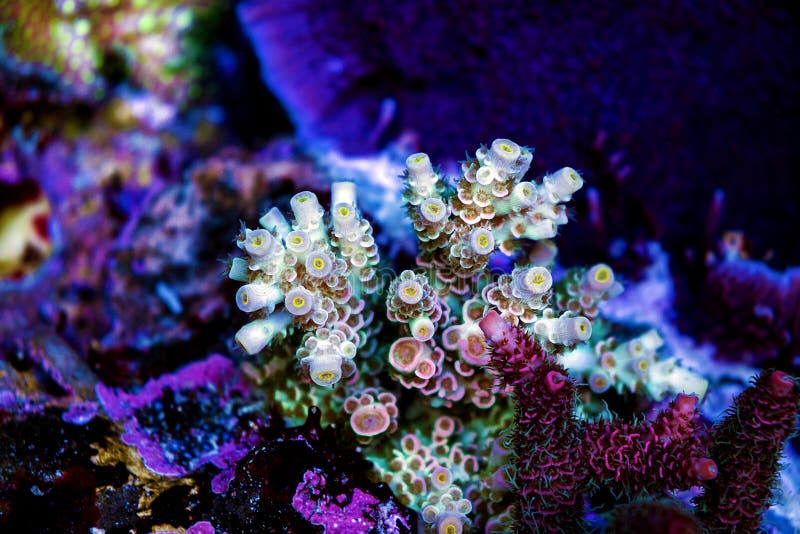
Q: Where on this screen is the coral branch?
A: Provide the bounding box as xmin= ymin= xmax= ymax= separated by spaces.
xmin=693 ymin=370 xmax=800 ymax=532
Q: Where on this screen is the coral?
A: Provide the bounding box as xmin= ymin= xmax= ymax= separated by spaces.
xmin=343 ymin=387 xmax=399 ymax=444
xmin=693 ymin=370 xmax=800 ymax=532
xmin=512 ymin=361 xmax=588 ymax=531
xmin=0 ymin=0 xmax=220 ymax=104
xmin=4 ymin=113 xmax=800 ymax=534
xmin=482 ymin=265 xmax=553 ymax=324
xmin=582 ymin=393 xmax=715 ymax=497
xmin=483 ymin=311 xmax=800 ymax=531
xmin=604 ymin=498 xmax=702 ymax=534
xmin=229 ymin=183 xmax=380 ymax=386
xmin=562 ymin=329 xmax=709 ymax=401
xmin=481 ymin=312 xmax=587 ymax=531
xmin=238 ymin=0 xmax=800 ymax=264
xmin=481 ymin=313 xmax=720 ymax=531
xmin=408 ymin=140 xmax=580 ymax=295
xmin=386 ymin=269 xmax=444 ymax=341
xmin=553 ymin=263 xmax=624 ymax=319
xmin=701 ymin=257 xmax=800 ymax=368
xmin=371 ymin=417 xmax=481 ymax=533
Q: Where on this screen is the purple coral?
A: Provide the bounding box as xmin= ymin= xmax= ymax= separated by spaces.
xmin=693 ymin=370 xmax=800 ymax=532
xmin=480 ymin=310 xmax=587 ymax=531
xmin=583 ymin=393 xmax=715 ymax=496
xmin=480 ymin=311 xmax=721 ymax=531
xmin=96 ymin=354 xmax=265 ymax=492
xmin=604 ymin=499 xmax=702 ymax=534
xmin=701 ymin=259 xmax=800 ymax=368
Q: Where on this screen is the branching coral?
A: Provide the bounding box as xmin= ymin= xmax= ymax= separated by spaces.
xmin=693 ymin=370 xmax=800 ymax=532
xmin=229 ymin=183 xmax=379 ymax=386
xmin=220 ymin=136 xmax=800 ymax=532
xmin=481 ymin=312 xmax=798 ymax=532
xmin=406 ymin=139 xmax=579 ymax=294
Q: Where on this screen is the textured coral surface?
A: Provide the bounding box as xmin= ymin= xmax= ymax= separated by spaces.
xmin=1 ymin=3 xmax=799 ymax=533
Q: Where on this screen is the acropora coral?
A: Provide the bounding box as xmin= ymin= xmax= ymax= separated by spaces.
xmin=482 ymin=309 xmax=798 ymax=532
xmin=221 ymin=137 xmax=798 ymax=532
xmin=2 ymin=1 xmax=799 ymax=530
xmin=1 ymin=125 xmax=798 ymax=531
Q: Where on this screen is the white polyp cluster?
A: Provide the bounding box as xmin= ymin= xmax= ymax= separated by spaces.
xmin=300 ymin=327 xmax=357 ymax=386
xmin=331 ymin=181 xmax=356 ymax=206
xmin=588 ymin=370 xmax=612 ymax=394
xmin=542 ymin=166 xmax=584 ymax=203
xmin=326 ymin=183 xmax=380 ymax=293
xmin=242 ymin=228 xmax=275 ymax=257
xmin=583 ymin=263 xmax=615 ymax=292
xmin=533 ymin=201 xmax=568 ymax=226
xmin=235 ymin=282 xmax=282 ymax=313
xmin=647 ymin=361 xmax=709 ymax=401
xmin=290 ymin=191 xmax=324 ymax=229
xmin=259 ymin=206 xmax=291 ymax=238
xmin=231 ymin=181 xmax=379 ymax=373
xmin=405 ymin=152 xmax=440 ymax=200
xmin=305 ymin=250 xmax=334 ymax=278
xmin=285 ymin=286 xmax=314 ymax=316
xmin=560 ymin=328 xmax=708 ymax=400
xmin=307 ymin=353 xmax=342 ymax=387
xmin=469 ymin=227 xmax=495 ymax=255
xmin=512 ymin=266 xmax=553 ymax=300
xmin=474 ymin=138 xmax=532 ymax=179
xmin=577 ymin=263 xmax=624 ymax=303
xmin=511 ymin=181 xmax=537 ymax=208
xmin=475 ymin=166 xmax=499 ymax=186
xmin=519 ymin=217 xmax=557 ymax=240
xmin=420 ymin=481 xmax=472 ymax=534
xmin=534 ymin=314 xmax=592 ymax=345
xmin=420 ymin=198 xmax=449 ymax=223
xmin=435 ymin=511 xmax=468 ymax=534
xmin=234 ymin=312 xmax=292 ymax=355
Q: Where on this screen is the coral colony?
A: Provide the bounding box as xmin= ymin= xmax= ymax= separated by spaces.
xmin=0 ymin=5 xmax=798 ymax=530
xmin=0 ymin=123 xmax=798 ymax=533
xmin=223 ymin=139 xmax=798 ymax=532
